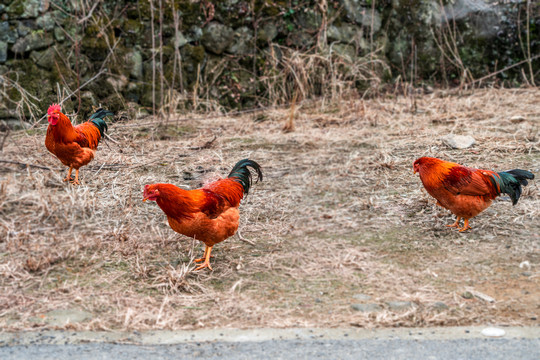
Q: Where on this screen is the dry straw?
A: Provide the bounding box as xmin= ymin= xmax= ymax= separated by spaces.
xmin=0 ymin=88 xmax=538 ymax=331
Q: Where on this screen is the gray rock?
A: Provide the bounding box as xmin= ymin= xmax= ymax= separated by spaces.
xmin=54 ymin=26 xmax=65 ymax=42
xmin=201 ymin=22 xmax=234 ymax=55
xmin=226 ymin=26 xmax=253 ymax=55
xmin=0 ymin=21 xmax=8 ymax=38
xmin=174 ymin=31 xmax=188 ymax=49
xmin=262 ymin=44 xmax=283 ymax=64
xmin=186 ymin=26 xmax=202 ymax=42
xmin=352 ymin=294 xmax=372 ymax=301
xmin=126 ymin=50 xmax=143 ymax=79
xmin=509 ymin=115 xmax=526 ymax=123
xmin=7 ymin=0 xmax=45 ymax=19
xmin=462 ymin=291 xmax=474 ymax=299
xmin=331 ymin=43 xmax=356 ymax=62
xmin=430 ymin=301 xmax=449 ymax=311
xmin=0 ymin=21 xmax=18 ymax=43
xmin=351 ymin=303 xmax=382 ymax=312
xmin=444 ymin=0 xmax=499 ymax=39
xmin=31 ymin=308 xmax=92 ymax=326
xmin=296 ymin=9 xmax=322 ymax=32
xmin=17 ymin=21 xmax=33 ymax=37
xmin=342 ymin=0 xmax=381 ymax=32
xmin=481 ymin=327 xmax=506 ymax=337
xmin=107 ymin=75 xmax=128 ymax=92
xmin=442 ymin=134 xmax=476 ymax=149
xmin=36 ymin=12 xmax=55 ymax=31
xmin=386 ymin=301 xmax=415 ymax=311
xmin=257 ymin=22 xmax=278 ymax=44
xmin=80 ymin=91 xmax=97 ymax=106
xmin=1 ymin=118 xmax=31 ymax=130
xmin=0 ymin=40 xmax=6 ymax=63
xmin=11 ymin=31 xmax=53 ymax=54
xmin=327 ymin=23 xmax=360 ymax=44
xmin=30 ymin=47 xmax=55 ymax=69
xmin=521 ymin=272 xmax=532 ymax=277
xmin=286 ymin=31 xmax=315 ymax=49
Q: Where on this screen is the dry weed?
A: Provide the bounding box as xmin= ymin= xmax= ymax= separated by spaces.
xmin=0 ymin=88 xmax=538 ymax=331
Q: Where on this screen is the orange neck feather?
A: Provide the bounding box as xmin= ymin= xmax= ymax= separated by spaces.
xmin=155 ymin=184 xmax=203 ymax=219
xmin=416 ymin=157 xmax=457 ymax=189
xmin=50 ymin=113 xmax=78 ymax=143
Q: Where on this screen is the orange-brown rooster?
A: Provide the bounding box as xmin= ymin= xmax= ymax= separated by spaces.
xmin=413 ymin=157 xmax=534 ymax=232
xmin=45 ymin=104 xmax=113 ymax=185
xmin=143 ymin=159 xmax=263 ymax=270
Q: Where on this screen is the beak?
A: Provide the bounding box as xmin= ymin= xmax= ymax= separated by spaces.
xmin=142 ymin=196 xmax=149 ymax=202
xmin=414 ymin=169 xmax=417 ymax=174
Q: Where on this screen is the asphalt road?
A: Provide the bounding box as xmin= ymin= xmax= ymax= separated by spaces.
xmin=1 ymin=327 xmax=538 ymax=360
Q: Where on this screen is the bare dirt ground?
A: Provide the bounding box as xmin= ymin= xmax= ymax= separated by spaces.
xmin=0 ymin=88 xmax=538 ymax=331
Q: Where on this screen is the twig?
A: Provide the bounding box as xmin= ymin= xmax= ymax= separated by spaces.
xmin=104 ymin=132 xmax=121 ymax=145
xmin=188 ymin=135 xmax=217 ymax=150
xmin=32 ymin=69 xmax=107 ymax=128
xmin=464 ymin=54 xmax=540 ymax=87
xmin=0 ymin=160 xmax=128 ymax=172
xmin=0 ymin=128 xmax=10 ymax=151
xmin=150 ymin=0 xmax=156 ymax=117
xmin=237 ymin=231 xmax=255 ymax=246
xmin=0 ymin=160 xmax=54 ymax=171
xmin=77 ymin=0 xmax=101 ymax=24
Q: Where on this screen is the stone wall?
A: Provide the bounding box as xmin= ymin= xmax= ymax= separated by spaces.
xmin=0 ymin=0 xmax=538 ymax=127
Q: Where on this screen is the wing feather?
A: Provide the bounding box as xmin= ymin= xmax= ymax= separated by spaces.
xmin=203 ymin=179 xmax=244 ymax=208
xmin=74 ymin=122 xmax=101 ymax=149
xmin=442 ymin=166 xmax=497 ymax=197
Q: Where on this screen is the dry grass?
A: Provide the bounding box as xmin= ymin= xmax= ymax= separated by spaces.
xmin=0 ymin=88 xmax=538 ymax=331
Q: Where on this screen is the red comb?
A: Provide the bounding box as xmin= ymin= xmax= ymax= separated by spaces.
xmin=47 ymin=103 xmax=61 ymax=115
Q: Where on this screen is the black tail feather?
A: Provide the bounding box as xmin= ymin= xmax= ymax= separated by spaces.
xmin=89 ymin=108 xmax=114 ymax=136
xmin=227 ymin=159 xmax=263 ymax=196
xmin=496 ymin=169 xmax=534 ymax=205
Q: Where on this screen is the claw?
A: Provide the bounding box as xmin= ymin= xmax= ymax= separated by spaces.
xmin=63 ymin=167 xmax=74 ymax=182
xmin=193 ymin=245 xmax=213 ymax=271
xmin=69 ymin=169 xmax=81 ymax=185
xmin=458 ymin=219 xmax=471 ymax=232
xmin=446 ymin=217 xmax=461 ymax=228
xmin=194 ymin=261 xmax=213 ymax=271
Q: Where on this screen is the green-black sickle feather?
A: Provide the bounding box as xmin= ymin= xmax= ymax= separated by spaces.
xmin=227 ymin=159 xmax=263 ymax=196
xmin=89 ymin=108 xmax=114 ymax=137
xmin=488 ymin=169 xmax=535 ymax=205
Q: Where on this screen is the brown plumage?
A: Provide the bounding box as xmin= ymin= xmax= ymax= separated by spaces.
xmin=413 ymin=157 xmax=534 ymax=232
xmin=143 ymin=159 xmax=263 ymax=271
xmin=45 ymin=104 xmax=113 ymax=185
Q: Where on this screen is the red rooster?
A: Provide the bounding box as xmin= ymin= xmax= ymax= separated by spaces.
xmin=413 ymin=157 xmax=534 ymax=232
xmin=143 ymin=159 xmax=263 ymax=270
xmin=45 ymin=104 xmax=113 ymax=185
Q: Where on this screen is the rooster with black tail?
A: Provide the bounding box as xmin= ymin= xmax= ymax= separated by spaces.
xmin=45 ymin=104 xmax=114 ymax=185
xmin=413 ymin=157 xmax=535 ymax=232
xmin=143 ymin=159 xmax=263 ymax=270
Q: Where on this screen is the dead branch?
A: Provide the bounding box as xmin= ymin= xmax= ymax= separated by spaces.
xmin=188 ymin=135 xmax=217 ymax=150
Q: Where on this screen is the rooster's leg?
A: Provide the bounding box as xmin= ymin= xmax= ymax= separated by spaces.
xmin=194 ymin=246 xmax=214 ymax=263
xmin=194 ymin=246 xmax=208 ymax=263
xmin=459 ymin=219 xmax=471 ymax=232
xmin=446 ymin=216 xmax=461 ymax=228
xmin=194 ymin=246 xmax=213 ymax=271
xmin=63 ymin=167 xmax=74 ymax=182
xmin=70 ymin=169 xmax=81 ymax=185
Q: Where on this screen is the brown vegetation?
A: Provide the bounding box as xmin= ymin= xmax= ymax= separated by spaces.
xmin=0 ymin=88 xmax=538 ymax=331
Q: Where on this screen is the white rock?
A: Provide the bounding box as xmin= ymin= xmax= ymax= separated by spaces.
xmin=519 ymin=261 xmax=531 ymax=270
xmin=442 ymin=134 xmax=476 ymax=149
xmin=481 ymin=327 xmax=506 ymax=337
xmin=510 ymin=115 xmax=526 ymax=123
